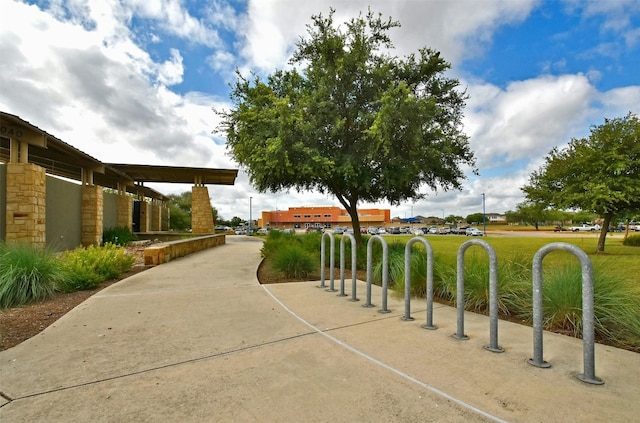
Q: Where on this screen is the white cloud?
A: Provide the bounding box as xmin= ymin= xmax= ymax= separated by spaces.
xmin=237 ymin=0 xmax=537 ymax=73
xmin=465 ymin=74 xmax=597 ymax=170
xmin=156 ymin=49 xmax=184 ymax=86
xmin=1 ymin=0 xmax=639 ymax=223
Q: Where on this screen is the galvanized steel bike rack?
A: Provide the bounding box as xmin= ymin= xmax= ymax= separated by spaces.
xmin=339 ymin=232 xmax=358 ymax=300
xmin=317 ymin=237 xmax=608 ymax=384
xmin=363 ymin=235 xmax=390 ymax=313
xmin=528 ymin=242 xmax=604 ymax=385
xmin=454 ymin=239 xmax=503 ymax=353
xmin=401 ymin=236 xmax=436 ymax=330
xmin=319 ymin=231 xmax=335 ymax=290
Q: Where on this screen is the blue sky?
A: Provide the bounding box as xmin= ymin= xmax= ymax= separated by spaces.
xmin=1 ymin=0 xmax=639 ymax=221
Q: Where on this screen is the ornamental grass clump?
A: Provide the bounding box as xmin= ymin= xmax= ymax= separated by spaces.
xmin=432 ymin=253 xmax=530 ymax=315
xmin=272 ymin=244 xmax=316 ymax=279
xmin=0 ymin=243 xmax=68 ymax=308
xmin=510 ymin=261 xmax=640 ymax=347
xmin=622 ymin=234 xmax=640 ymax=247
xmin=103 ymin=226 xmax=138 ymax=246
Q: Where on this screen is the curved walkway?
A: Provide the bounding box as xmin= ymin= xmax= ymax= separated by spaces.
xmin=1 ymin=236 xmax=638 ymax=422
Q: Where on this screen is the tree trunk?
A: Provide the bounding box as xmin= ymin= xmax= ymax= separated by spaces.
xmin=347 ymin=206 xmax=362 ymax=246
xmin=596 ymin=212 xmax=613 ymax=253
xmin=336 ymin=195 xmax=362 ymax=246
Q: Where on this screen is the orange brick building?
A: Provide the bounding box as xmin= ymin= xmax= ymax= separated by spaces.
xmin=258 ymin=206 xmax=390 ymax=230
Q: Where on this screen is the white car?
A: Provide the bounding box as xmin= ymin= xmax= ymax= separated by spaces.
xmin=412 ymin=228 xmax=424 ymax=236
xmin=377 ymin=227 xmax=387 ymax=234
xmin=465 ymin=227 xmax=483 ymax=236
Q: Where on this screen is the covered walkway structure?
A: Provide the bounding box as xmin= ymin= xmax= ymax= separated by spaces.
xmin=0 ymin=111 xmax=237 ymax=249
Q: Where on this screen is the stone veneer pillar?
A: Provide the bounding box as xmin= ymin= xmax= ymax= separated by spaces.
xmin=117 ymin=193 xmax=132 ymax=229
xmin=5 ymin=163 xmax=46 ymax=247
xmin=81 ymin=184 xmax=103 ymax=247
xmin=191 ymin=185 xmax=214 ymax=234
xmin=151 ymin=202 xmax=161 ymax=231
xmin=139 ymin=200 xmax=150 ymax=232
xmin=161 ymin=205 xmax=170 ymax=231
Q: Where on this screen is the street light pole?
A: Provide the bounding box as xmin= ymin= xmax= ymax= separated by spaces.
xmin=482 ymin=193 xmax=487 ymax=236
xmin=411 ymin=205 xmax=414 ymax=229
xmin=249 ymin=196 xmax=253 ymax=235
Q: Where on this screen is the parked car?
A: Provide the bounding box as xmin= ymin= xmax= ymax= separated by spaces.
xmin=628 ymin=222 xmax=640 ymax=231
xmin=333 ymin=226 xmax=345 ymax=235
xmin=412 ymin=228 xmax=424 ymax=236
xmin=377 ymin=227 xmax=387 ymax=234
xmin=257 ymin=228 xmax=269 ymax=235
xmin=428 ymin=226 xmax=438 ymax=234
xmin=368 ymin=227 xmax=378 ymax=235
xmin=452 ymin=226 xmax=468 ymax=234
xmin=234 ymin=228 xmax=247 ymax=235
xmin=388 ymin=227 xmax=401 ymax=234
xmin=553 ymin=225 xmax=567 ymax=232
xmin=465 ymin=227 xmax=483 ymax=236
xmin=438 ymin=227 xmax=451 ymax=235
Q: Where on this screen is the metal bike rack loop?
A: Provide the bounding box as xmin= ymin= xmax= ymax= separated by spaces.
xmin=528 ymin=242 xmax=604 ymax=385
xmin=319 ymin=231 xmax=336 ymax=290
xmin=454 ymin=239 xmax=503 ymax=353
xmin=363 ymin=235 xmax=390 ymax=313
xmin=339 ymin=232 xmax=358 ymax=300
xmin=401 ymin=237 xmax=436 ymax=330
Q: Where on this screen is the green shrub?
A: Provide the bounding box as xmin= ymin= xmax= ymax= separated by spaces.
xmin=58 ymin=243 xmax=135 ymax=292
xmin=622 ymin=234 xmax=640 ymax=246
xmin=511 ymin=261 xmax=640 ymax=345
xmin=272 ymin=245 xmax=316 ymax=279
xmin=103 ymin=226 xmax=138 ymax=246
xmin=0 ymin=243 xmax=68 ymax=308
xmin=371 ymin=241 xmax=406 ymax=288
xmin=437 ymin=253 xmax=530 ymax=315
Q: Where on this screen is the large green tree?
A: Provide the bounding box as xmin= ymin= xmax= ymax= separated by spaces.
xmin=504 ymin=201 xmax=552 ymax=230
xmin=522 ymin=113 xmax=640 ymax=252
xmin=218 ymin=9 xmax=475 ymax=243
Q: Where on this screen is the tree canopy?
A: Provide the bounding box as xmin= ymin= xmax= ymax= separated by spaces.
xmin=218 ymin=8 xmax=475 ymax=241
xmin=522 ymin=113 xmax=640 ymax=252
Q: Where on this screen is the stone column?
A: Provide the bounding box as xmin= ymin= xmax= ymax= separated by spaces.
xmin=139 ymin=200 xmax=150 ymax=232
xmin=151 ymin=200 xmax=161 ymax=232
xmin=5 ymin=163 xmax=46 ymax=247
xmin=117 ymin=192 xmax=132 ymax=229
xmin=81 ymin=184 xmax=103 ymax=247
xmin=191 ymin=185 xmax=213 ymax=234
xmin=161 ymin=205 xmax=170 ymax=231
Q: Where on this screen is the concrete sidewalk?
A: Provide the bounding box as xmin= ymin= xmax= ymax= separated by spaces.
xmin=1 ymin=236 xmax=639 ymax=422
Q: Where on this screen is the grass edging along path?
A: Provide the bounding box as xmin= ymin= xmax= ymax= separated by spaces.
xmin=260 ymin=230 xmax=640 ymax=353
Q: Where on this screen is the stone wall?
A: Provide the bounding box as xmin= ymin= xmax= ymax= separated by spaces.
xmin=143 ymin=234 xmax=226 ymax=265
